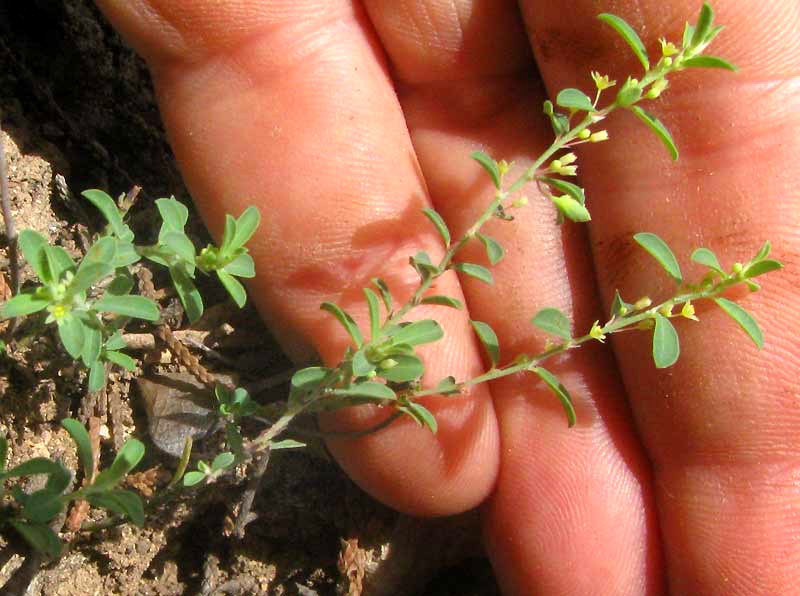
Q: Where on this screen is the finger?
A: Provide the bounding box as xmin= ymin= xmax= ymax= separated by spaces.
xmin=95 ymin=0 xmax=500 ymax=516
xmin=364 ymin=0 xmax=662 ymax=592
xmin=522 ymin=0 xmax=800 ymax=592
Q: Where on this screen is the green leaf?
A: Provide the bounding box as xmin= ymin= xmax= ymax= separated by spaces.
xmin=270 ymin=439 xmax=306 ymax=450
xmin=156 ymin=197 xmax=189 ymax=233
xmin=556 ymin=88 xmax=595 ymax=112
xmin=112 ymin=239 xmax=140 ymax=268
xmin=753 ymin=240 xmax=771 ymax=262
xmin=682 ymin=22 xmax=695 ymax=49
xmin=531 ymin=308 xmax=572 ymax=340
xmin=70 ymin=262 xmax=113 ymax=297
xmin=183 ymin=471 xmax=206 ymax=487
xmin=652 ymin=314 xmax=680 ymax=368
xmin=399 ymin=402 xmax=438 ymax=433
xmin=94 ymin=295 xmax=160 ymax=321
xmin=105 ymin=331 xmax=127 ymax=351
xmin=477 ymin=233 xmax=505 ymax=265
xmin=421 ymin=208 xmax=450 ymax=248
xmin=333 ymin=381 xmax=396 ymax=401
xmin=610 ymin=290 xmax=633 ymax=318
xmin=435 ymin=376 xmax=460 ymax=395
xmin=378 ymin=354 xmax=425 ymax=383
xmin=681 ymin=55 xmax=737 ymax=71
xmin=105 ymin=350 xmax=136 ymax=372
xmin=320 ymin=302 xmax=363 ymax=348
xmin=211 ymin=452 xmax=235 ymax=472
xmin=169 ymin=265 xmax=203 ymax=323
xmin=162 ymin=231 xmax=196 ymax=264
xmin=81 ymin=236 xmax=116 ymax=265
xmin=713 ymin=298 xmax=764 ymax=348
xmin=88 ymin=361 xmax=106 ymax=392
xmin=7 ymin=457 xmax=68 ymax=479
xmin=46 ymin=246 xmax=76 ymax=281
xmin=10 ymin=520 xmax=62 ymax=558
xmin=410 ymin=251 xmax=438 ymax=278
xmin=598 ymin=12 xmax=650 ymax=71
xmin=351 ymin=348 xmax=376 ymax=378
xmin=551 ymin=194 xmax=591 ymax=222
xmin=691 ymin=2 xmax=714 ymax=49
xmin=420 ymin=295 xmax=464 ymax=310
xmin=226 ymin=423 xmax=244 ymax=457
xmin=222 ymin=253 xmax=255 ymax=278
xmin=634 ymin=232 xmax=683 ymax=283
xmin=291 ymin=367 xmax=332 ymax=393
xmin=470 ymin=320 xmax=500 ymax=367
xmin=531 ymin=367 xmax=576 ymax=427
xmin=1 ymin=293 xmax=49 ymax=318
xmin=217 ymin=269 xmax=247 ymax=308
xmin=629 ymin=106 xmax=679 ymax=160
xmin=471 ymin=151 xmax=502 ymax=189
xmin=82 ymin=190 xmax=129 ymax=239
xmin=57 ymin=316 xmax=85 ymax=359
xmin=453 ymin=262 xmax=494 ymax=285
xmin=744 ymin=260 xmax=783 ymax=278
xmin=364 ymin=288 xmax=382 ymax=341
xmin=0 ymin=436 xmax=7 ymax=471
xmin=61 ymin=418 xmax=94 ymax=478
xmin=540 ymin=177 xmax=585 ymax=205
xmin=372 ymin=278 xmax=393 ymax=313
xmin=386 ymin=319 xmax=443 ymax=347
xmin=289 ymin=366 xmax=333 ymax=404
xmin=81 ymin=322 xmax=103 ymax=367
xmin=23 ymin=490 xmax=65 ymax=523
xmin=220 ymin=214 xmax=236 ymax=256
xmin=231 ymin=207 xmax=261 ymax=251
xmin=691 ymin=247 xmax=725 ymax=275
xmin=18 ymin=230 xmax=50 ymax=284
xmin=88 ymin=489 xmax=145 ymax=527
xmin=93 ymin=438 xmax=145 ymax=490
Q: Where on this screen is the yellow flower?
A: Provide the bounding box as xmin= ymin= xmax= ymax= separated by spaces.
xmin=589 ymin=320 xmax=606 ymax=343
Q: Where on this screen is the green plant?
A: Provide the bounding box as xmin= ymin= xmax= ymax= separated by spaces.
xmin=0 ymin=2 xmax=783 ymax=560
xmin=0 ymin=191 xmax=259 ymax=391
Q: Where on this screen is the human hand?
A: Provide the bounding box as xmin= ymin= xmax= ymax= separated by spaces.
xmin=95 ymin=0 xmax=800 ymax=593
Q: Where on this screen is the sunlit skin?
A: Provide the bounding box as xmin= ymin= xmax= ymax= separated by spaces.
xmin=95 ymin=1 xmax=800 ymax=594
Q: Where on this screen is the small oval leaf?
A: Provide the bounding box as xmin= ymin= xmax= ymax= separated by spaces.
xmin=630 ymin=106 xmax=679 ymax=160
xmin=597 ymin=13 xmax=650 ymax=71
xmin=453 ymin=262 xmax=494 ymax=285
xmin=386 ymin=319 xmax=443 ymax=347
xmin=652 ymin=314 xmax=680 ymax=368
xmin=320 ymin=302 xmax=363 ymax=348
xmin=378 ymin=354 xmax=425 ymax=383
xmin=531 ymin=308 xmax=572 ymax=340
xmin=471 ymin=151 xmax=502 ymax=189
xmin=556 ymin=88 xmax=595 ymax=112
xmin=691 ymin=247 xmax=725 ymax=275
xmin=470 ymin=320 xmax=500 ymax=367
xmin=713 ymin=298 xmax=764 ymax=348
xmin=61 ymin=419 xmax=94 ymax=481
xmin=94 ymin=295 xmax=160 ymax=321
xmin=420 ymin=295 xmax=464 ymax=310
xmin=634 ymin=233 xmax=683 ymax=283
xmin=421 ymin=208 xmax=451 ymax=248
xmin=477 ymin=233 xmax=505 ymax=265
xmin=743 ymin=260 xmax=783 ymax=279
xmin=531 ymin=367 xmax=576 ymax=427
xmin=681 ymin=55 xmax=737 ymax=71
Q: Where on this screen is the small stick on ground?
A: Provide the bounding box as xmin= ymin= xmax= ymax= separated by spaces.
xmin=0 ymin=115 xmax=20 ymax=304
xmin=232 ymin=448 xmax=270 ymax=539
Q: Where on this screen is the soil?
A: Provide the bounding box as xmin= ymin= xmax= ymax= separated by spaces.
xmin=0 ymin=2 xmax=500 ymax=595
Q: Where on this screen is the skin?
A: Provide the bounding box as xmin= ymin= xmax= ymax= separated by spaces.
xmin=94 ymin=1 xmax=800 ymax=594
